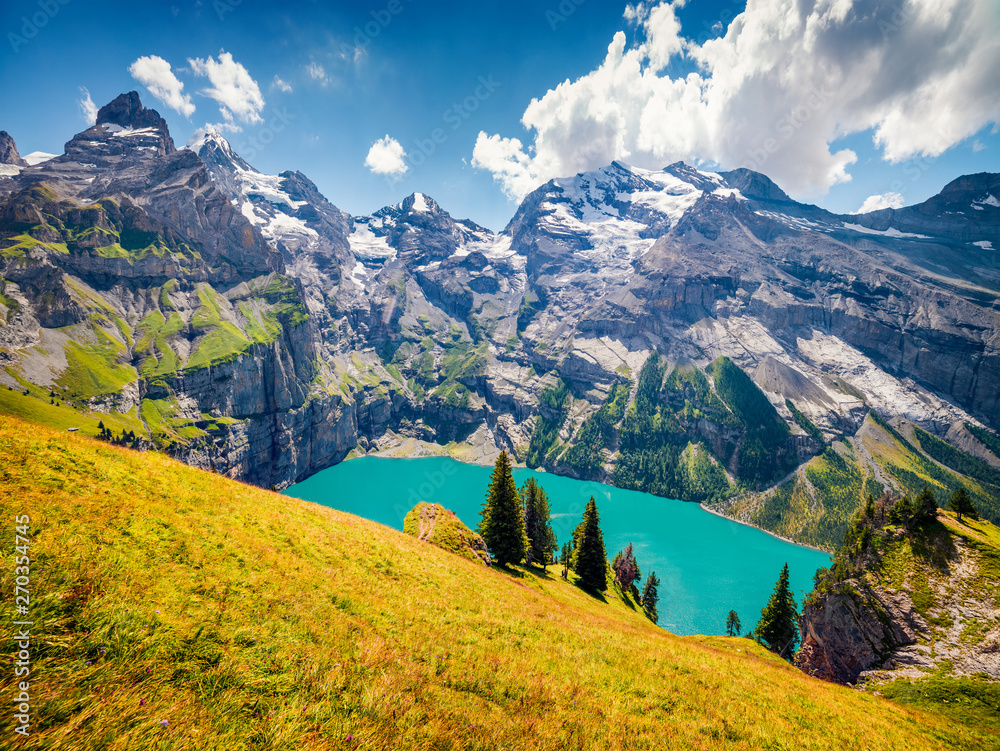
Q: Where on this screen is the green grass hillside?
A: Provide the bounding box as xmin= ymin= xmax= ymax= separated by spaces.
xmin=1 ymin=414 xmax=997 ymax=750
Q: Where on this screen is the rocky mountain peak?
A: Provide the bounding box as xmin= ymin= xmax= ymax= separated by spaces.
xmin=93 ymin=91 xmax=176 ymax=154
xmin=936 ymin=172 xmax=1000 ymax=207
xmin=0 ymin=131 xmax=27 ymax=167
xmin=401 ymin=192 xmax=439 ymax=215
xmin=718 ymin=168 xmax=791 ymax=203
xmin=186 ymin=126 xmax=253 ymax=176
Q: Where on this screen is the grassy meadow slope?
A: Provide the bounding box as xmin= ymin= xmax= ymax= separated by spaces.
xmin=0 ymin=414 xmax=996 ymax=750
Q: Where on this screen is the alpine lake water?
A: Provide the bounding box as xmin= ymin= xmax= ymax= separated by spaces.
xmin=285 ymin=456 xmax=831 ymax=636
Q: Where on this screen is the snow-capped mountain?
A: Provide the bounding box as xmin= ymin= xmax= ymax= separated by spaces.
xmin=1 ymin=92 xmax=998 ymax=544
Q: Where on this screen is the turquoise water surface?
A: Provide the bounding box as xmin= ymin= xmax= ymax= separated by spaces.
xmin=285 ymin=456 xmax=830 ymax=636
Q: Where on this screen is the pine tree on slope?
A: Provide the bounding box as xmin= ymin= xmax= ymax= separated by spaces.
xmin=949 ymin=486 xmax=978 ymax=523
xmin=755 ymin=562 xmax=799 ymax=660
xmin=573 ymin=497 xmax=607 ymax=591
xmin=521 ymin=477 xmax=557 ymax=570
xmin=726 ymin=609 xmax=742 ymax=637
xmin=478 ymin=450 xmax=529 ymax=567
xmin=612 ymin=543 xmax=639 ymax=590
xmin=641 ymin=572 xmax=660 ymax=624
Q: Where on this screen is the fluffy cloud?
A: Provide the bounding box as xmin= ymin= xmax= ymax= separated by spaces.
xmin=188 ymin=52 xmax=264 ymax=124
xmin=854 ymin=192 xmax=906 ymax=213
xmin=78 ymin=87 xmax=97 ymax=124
xmin=473 ymin=0 xmax=1000 ymax=201
xmin=129 ymin=55 xmax=196 ymax=117
xmin=271 ymin=76 xmax=292 ymax=93
xmin=365 ymin=136 xmax=408 ymax=176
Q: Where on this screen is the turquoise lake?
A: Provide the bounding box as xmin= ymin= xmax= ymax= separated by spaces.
xmin=285 ymin=456 xmax=831 ymax=636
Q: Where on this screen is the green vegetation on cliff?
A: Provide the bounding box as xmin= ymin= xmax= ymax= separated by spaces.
xmin=612 ymin=354 xmax=732 ymax=502
xmin=526 ymin=379 xmax=570 ymax=468
xmin=561 ymin=382 xmax=629 ymax=477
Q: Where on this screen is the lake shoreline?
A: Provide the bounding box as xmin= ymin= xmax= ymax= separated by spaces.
xmin=354 ymin=442 xmax=833 ymax=557
xmin=698 ymin=503 xmax=833 ymax=555
xmin=287 ymin=454 xmax=832 ymax=636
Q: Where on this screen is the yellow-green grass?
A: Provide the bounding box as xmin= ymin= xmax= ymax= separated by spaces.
xmin=403 ymin=502 xmax=490 ymax=566
xmin=53 ymin=323 xmax=138 ymax=402
xmin=0 ymin=232 xmax=70 ymax=256
xmin=0 ymin=414 xmax=996 ymax=750
xmin=0 ymin=386 xmax=144 ymax=439
xmin=136 ymin=310 xmax=185 ymax=380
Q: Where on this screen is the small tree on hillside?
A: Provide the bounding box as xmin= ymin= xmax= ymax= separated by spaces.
xmin=755 ymin=562 xmax=799 ymax=660
xmin=478 ymin=450 xmax=529 ymax=567
xmin=521 ymin=477 xmax=557 ymax=570
xmin=572 ymin=497 xmax=607 ymax=591
xmin=949 ymin=486 xmax=978 ymax=522
xmin=888 ymin=495 xmax=915 ymax=525
xmin=559 ymin=541 xmax=573 ymax=568
xmin=641 ymin=572 xmax=660 ymax=623
xmin=914 ymin=485 xmax=938 ymax=522
xmin=726 ymin=609 xmax=742 ymax=637
xmin=612 ymin=543 xmax=639 ymax=590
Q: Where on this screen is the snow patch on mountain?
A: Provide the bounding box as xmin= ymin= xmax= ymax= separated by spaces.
xmin=349 ymin=219 xmax=396 ymax=262
xmin=842 ymin=222 xmax=930 ymax=240
xmin=23 ymin=152 xmax=57 ymax=166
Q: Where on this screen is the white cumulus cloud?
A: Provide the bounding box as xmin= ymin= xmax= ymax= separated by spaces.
xmin=365 ymin=136 xmax=408 ymax=176
xmin=188 ymin=52 xmax=264 ymax=124
xmin=473 ymin=0 xmax=1000 ymax=201
xmin=78 ymin=87 xmax=98 ymax=124
xmin=854 ymin=192 xmax=906 ymax=213
xmin=128 ymin=55 xmax=196 ymax=117
xmin=271 ymin=75 xmax=292 ymax=93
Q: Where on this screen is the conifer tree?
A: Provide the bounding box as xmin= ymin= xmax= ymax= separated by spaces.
xmin=572 ymin=496 xmax=607 ymax=591
xmin=641 ymin=571 xmax=660 ymax=623
xmin=949 ymin=486 xmax=978 ymax=522
xmin=559 ymin=541 xmax=573 ymax=569
xmin=612 ymin=543 xmax=639 ymax=590
xmin=754 ymin=562 xmax=799 ymax=660
xmin=914 ymin=485 xmax=938 ymax=521
xmin=726 ymin=609 xmax=742 ymax=637
xmin=478 ymin=450 xmax=529 ymax=566
xmin=520 ymin=477 xmax=557 ymax=570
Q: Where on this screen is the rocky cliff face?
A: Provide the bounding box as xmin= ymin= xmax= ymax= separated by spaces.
xmin=0 ymin=131 xmax=27 ymax=167
xmin=797 ymin=501 xmax=1000 ymax=684
xmin=797 ymin=578 xmax=923 ymax=684
xmin=0 ymin=92 xmax=998 ymax=544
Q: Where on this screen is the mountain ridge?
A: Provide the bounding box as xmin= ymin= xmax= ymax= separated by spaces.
xmin=0 ymin=91 xmax=997 ymax=553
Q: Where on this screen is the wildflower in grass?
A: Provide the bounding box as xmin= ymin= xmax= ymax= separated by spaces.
xmin=140 ymin=699 xmax=145 ymax=705
xmin=160 ymin=719 xmax=169 ymax=728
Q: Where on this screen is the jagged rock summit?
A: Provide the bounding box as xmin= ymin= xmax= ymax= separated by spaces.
xmin=0 ymin=131 xmax=27 ymax=167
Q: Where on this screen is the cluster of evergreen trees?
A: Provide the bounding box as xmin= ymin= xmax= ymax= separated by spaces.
xmin=478 ymin=451 xmax=660 ymax=623
xmin=96 ymin=421 xmax=144 ymax=449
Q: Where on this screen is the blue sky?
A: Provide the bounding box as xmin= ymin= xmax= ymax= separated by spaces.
xmin=1 ymin=0 xmax=997 ymax=230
